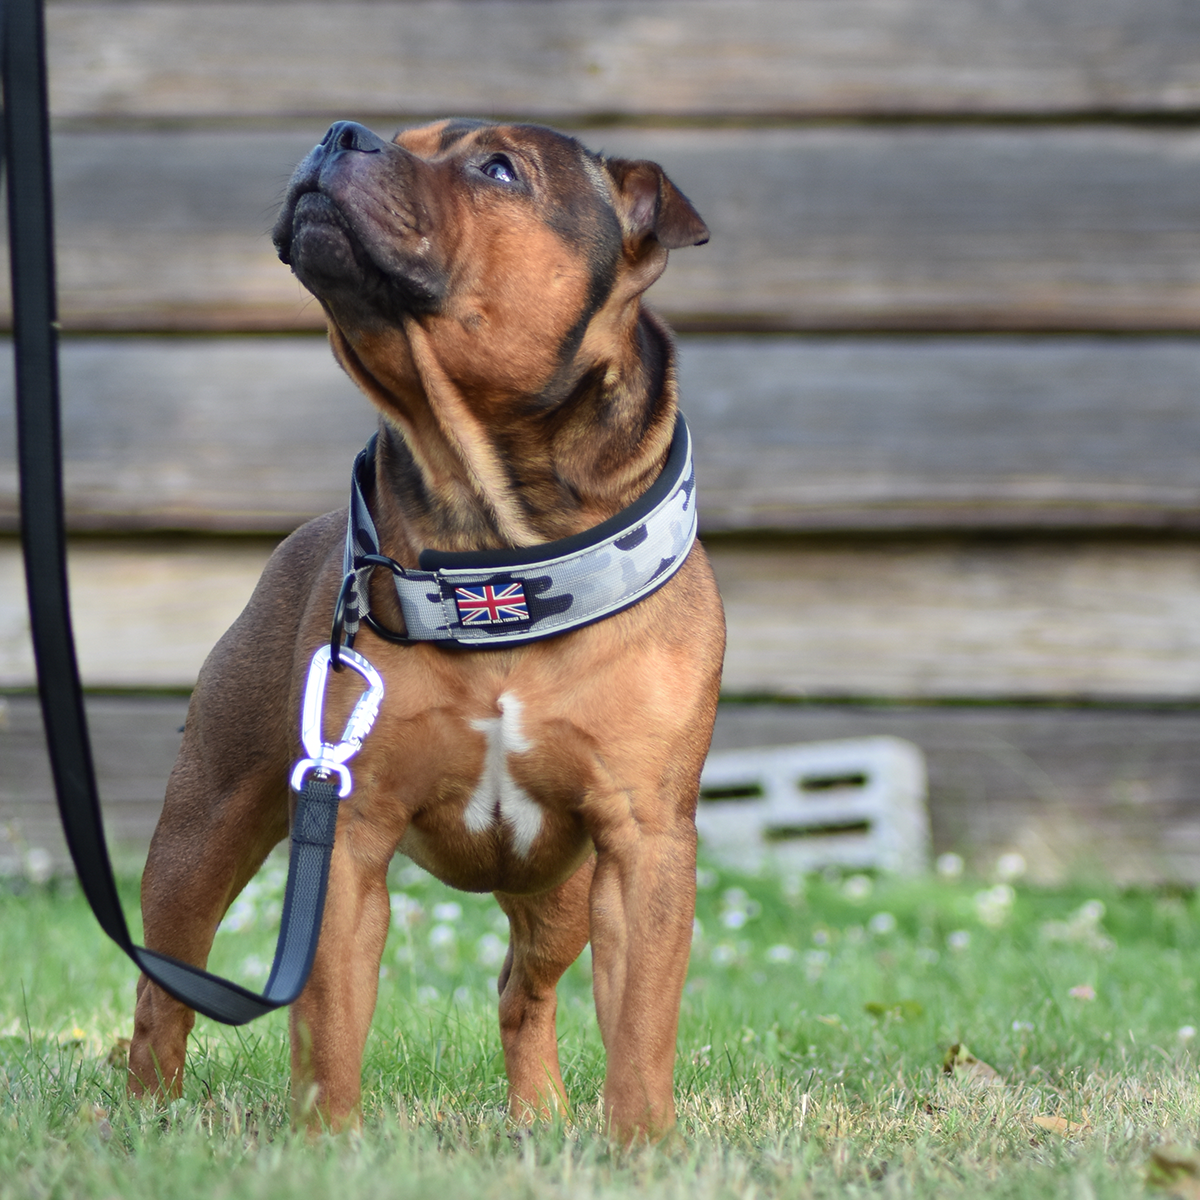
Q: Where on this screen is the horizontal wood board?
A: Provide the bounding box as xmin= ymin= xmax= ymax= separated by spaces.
xmin=3 ymin=537 xmax=1199 ymax=699
xmin=46 ymin=0 xmax=1200 ymax=121
xmin=7 ymin=695 xmax=1200 ymax=884
xmin=3 ymin=336 xmax=1200 ymax=533
xmin=2 ymin=128 xmax=1200 ymax=331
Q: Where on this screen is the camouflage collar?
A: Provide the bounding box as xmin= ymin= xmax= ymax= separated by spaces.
xmin=335 ymin=413 xmax=698 ymax=648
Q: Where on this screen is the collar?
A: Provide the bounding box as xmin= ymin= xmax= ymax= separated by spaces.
xmin=336 ymin=413 xmax=698 ymax=648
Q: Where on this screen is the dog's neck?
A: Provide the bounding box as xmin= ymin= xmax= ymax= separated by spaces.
xmin=330 ymin=311 xmax=679 ymax=562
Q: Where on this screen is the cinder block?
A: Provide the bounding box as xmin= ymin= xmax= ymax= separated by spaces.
xmin=696 ymin=736 xmax=930 ymax=875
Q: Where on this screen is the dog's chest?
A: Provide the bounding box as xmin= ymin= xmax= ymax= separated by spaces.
xmin=462 ymin=692 xmax=543 ymax=856
xmin=387 ymin=682 xmax=594 ymax=893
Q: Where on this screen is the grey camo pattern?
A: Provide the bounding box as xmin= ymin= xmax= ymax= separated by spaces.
xmin=340 ymin=418 xmax=698 ymax=647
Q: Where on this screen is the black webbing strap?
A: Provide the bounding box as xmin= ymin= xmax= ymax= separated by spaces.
xmin=4 ymin=0 xmax=338 ymax=1025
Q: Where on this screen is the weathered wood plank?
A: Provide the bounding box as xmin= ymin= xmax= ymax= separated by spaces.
xmin=1 ymin=127 xmax=1199 ymax=331
xmin=0 ymin=538 xmax=277 ymax=689
xmin=46 ymin=0 xmax=1200 ymax=121
xmin=7 ymin=694 xmax=1200 ymax=884
xmin=3 ymin=537 xmax=1199 ymax=699
xmin=3 ymin=336 xmax=1199 ymax=534
xmin=0 ymin=695 xmax=187 ymax=869
xmin=709 ymin=539 xmax=1200 ymax=701
xmin=0 ymin=339 xmax=376 ymax=532
xmin=680 ymin=337 xmax=1200 ymax=532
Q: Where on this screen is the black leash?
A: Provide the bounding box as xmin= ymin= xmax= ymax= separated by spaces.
xmin=4 ymin=0 xmax=348 ymax=1026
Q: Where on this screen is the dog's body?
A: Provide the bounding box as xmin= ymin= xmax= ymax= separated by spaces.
xmin=128 ymin=119 xmax=724 ymax=1142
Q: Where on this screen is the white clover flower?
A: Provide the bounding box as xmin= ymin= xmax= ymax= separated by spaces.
xmin=947 ymin=929 xmax=971 ymax=952
xmin=475 ymin=932 xmax=506 ymax=968
xmin=711 ymin=943 xmax=738 ymax=967
xmin=868 ymin=911 xmax=897 ymax=937
xmin=1039 ymin=899 xmax=1114 ymax=951
xmin=429 ymin=923 xmax=457 ymax=950
xmin=221 ymin=895 xmax=258 ymax=933
xmin=389 ymin=892 xmax=424 ymax=929
xmin=239 ymin=954 xmax=268 ymax=982
xmin=995 ymin=852 xmax=1027 ymax=882
xmin=432 ymin=901 xmax=463 ymax=923
xmin=780 ymin=874 xmax=805 ymax=902
xmin=936 ymin=853 xmax=964 ymax=880
xmin=24 ymin=847 xmax=53 ymax=885
xmin=719 ymin=886 xmax=760 ymax=928
xmin=842 ymin=874 xmax=873 ymax=901
xmin=804 ymin=949 xmax=831 ymax=981
xmin=974 ymin=884 xmax=1016 ymax=928
xmin=766 ymin=944 xmax=796 ymax=964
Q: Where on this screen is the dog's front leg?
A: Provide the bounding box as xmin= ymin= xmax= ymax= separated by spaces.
xmin=495 ymin=856 xmax=594 ymax=1123
xmin=129 ymin=767 xmax=289 ymax=1100
xmin=588 ymin=813 xmax=698 ymax=1144
xmin=289 ymin=824 xmax=393 ymax=1133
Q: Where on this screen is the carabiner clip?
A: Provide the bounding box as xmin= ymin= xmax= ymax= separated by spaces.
xmin=289 ymin=644 xmax=384 ymax=798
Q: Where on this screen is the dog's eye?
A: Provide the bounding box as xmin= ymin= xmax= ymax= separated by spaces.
xmin=480 ymin=156 xmax=518 ymax=184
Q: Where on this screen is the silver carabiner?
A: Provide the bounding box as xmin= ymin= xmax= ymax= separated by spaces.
xmin=289 ymin=643 xmax=384 ymax=798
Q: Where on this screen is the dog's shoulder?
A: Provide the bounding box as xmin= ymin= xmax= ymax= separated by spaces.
xmin=221 ymin=509 xmax=347 ymax=649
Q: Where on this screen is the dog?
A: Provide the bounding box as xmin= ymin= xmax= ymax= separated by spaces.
xmin=127 ymin=118 xmax=725 ymax=1144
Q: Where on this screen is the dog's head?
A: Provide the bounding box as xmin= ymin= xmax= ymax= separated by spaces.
xmin=272 ymin=119 xmax=707 ymax=408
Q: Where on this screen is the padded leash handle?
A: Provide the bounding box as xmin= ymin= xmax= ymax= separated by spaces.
xmin=3 ymin=0 xmax=346 ymax=1025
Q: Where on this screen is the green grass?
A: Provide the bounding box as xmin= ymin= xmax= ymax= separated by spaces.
xmin=4 ymin=858 xmax=1200 ymax=1197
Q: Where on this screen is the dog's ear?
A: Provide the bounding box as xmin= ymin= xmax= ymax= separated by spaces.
xmin=604 ymin=158 xmax=709 ymax=250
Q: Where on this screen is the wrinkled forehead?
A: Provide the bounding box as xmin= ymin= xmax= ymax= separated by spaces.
xmin=395 ymin=119 xmax=613 ymax=202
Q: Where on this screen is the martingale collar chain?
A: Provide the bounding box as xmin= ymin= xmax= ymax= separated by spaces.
xmin=334 ymin=412 xmax=698 ymax=654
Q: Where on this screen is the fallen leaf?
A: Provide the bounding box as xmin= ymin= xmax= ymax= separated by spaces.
xmin=1148 ymin=1146 xmax=1200 ymax=1198
xmin=942 ymin=1043 xmax=1004 ymax=1086
xmin=1032 ymin=1114 xmax=1090 ymax=1137
xmin=76 ymin=1102 xmax=109 ymax=1133
xmin=864 ymin=1000 xmax=924 ymax=1021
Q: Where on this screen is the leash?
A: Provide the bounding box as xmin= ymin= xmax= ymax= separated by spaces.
xmin=3 ymin=0 xmax=378 ymax=1026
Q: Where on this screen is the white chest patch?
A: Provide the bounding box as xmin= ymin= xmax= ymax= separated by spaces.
xmin=463 ymin=692 xmax=542 ymax=857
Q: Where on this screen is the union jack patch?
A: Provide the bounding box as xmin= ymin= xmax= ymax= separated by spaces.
xmin=454 ymin=582 xmax=530 ymax=625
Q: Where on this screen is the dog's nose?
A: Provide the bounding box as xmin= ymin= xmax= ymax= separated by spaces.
xmin=321 ymin=121 xmax=390 ymax=155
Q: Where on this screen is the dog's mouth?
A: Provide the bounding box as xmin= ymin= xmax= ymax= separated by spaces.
xmin=273 ymin=127 xmax=446 ymax=317
xmin=277 ymin=190 xmax=355 ymax=277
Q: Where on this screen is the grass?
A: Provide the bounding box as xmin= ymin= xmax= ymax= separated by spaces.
xmin=4 ymin=856 xmax=1200 ymax=1197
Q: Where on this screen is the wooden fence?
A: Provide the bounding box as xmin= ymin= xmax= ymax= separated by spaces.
xmin=2 ymin=0 xmax=1200 ymax=879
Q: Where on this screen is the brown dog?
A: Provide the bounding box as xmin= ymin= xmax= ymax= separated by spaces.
xmin=128 ymin=118 xmax=725 ymax=1143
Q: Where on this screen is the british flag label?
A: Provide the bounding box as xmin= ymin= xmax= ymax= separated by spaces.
xmin=453 ymin=581 xmax=530 ymax=626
